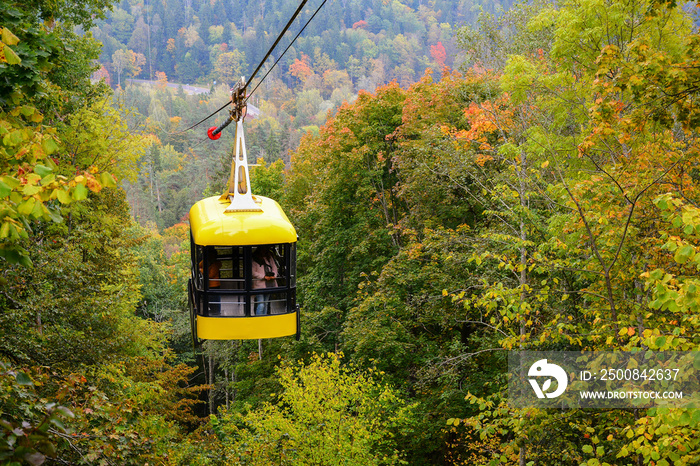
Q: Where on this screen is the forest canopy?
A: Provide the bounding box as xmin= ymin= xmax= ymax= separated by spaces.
xmin=1 ymin=0 xmax=700 ymax=465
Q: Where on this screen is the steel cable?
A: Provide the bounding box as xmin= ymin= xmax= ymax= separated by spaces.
xmin=170 ymin=0 xmax=317 ymax=135
xmin=245 ymin=0 xmax=329 ymax=103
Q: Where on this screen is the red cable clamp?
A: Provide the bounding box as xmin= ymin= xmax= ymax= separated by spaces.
xmin=207 ymin=126 xmax=222 ymax=140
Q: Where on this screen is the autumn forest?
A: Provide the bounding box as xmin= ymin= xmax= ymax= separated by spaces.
xmin=1 ymin=0 xmax=700 ymax=464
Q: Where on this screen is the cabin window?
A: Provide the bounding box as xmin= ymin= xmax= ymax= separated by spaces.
xmin=252 ymin=244 xmax=288 ymax=288
xmin=191 ymin=240 xmax=296 ymax=317
xmin=214 ymin=246 xmax=245 ymax=290
xmin=289 ymin=243 xmax=297 ymax=288
xmin=252 ymin=291 xmax=288 ymax=316
xmin=209 ymin=294 xmax=246 ymax=317
xmin=192 ymin=239 xmax=204 ymax=290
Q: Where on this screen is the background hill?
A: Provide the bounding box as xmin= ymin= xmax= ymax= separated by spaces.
xmin=94 ymin=0 xmax=515 ymax=232
xmin=92 ymin=0 xmax=514 ymax=89
xmin=3 ymin=0 xmax=700 ymax=464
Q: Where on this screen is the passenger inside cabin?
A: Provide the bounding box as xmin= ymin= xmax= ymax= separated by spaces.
xmin=252 ymin=245 xmax=278 ymax=315
xmin=200 ymin=248 xmax=221 ymax=314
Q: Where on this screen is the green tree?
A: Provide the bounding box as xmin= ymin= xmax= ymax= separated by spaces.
xmin=250 ymin=158 xmax=285 ymax=201
xmin=212 ymin=353 xmax=415 ymax=465
xmin=285 ymin=83 xmax=406 ymax=350
xmin=111 ymin=49 xmax=144 ymax=87
xmin=455 ymin=0 xmax=554 ymax=71
xmin=452 ymin=1 xmax=700 ymax=464
xmin=0 ymin=0 xmax=216 ymax=464
xmin=0 ymin=363 xmax=74 ymax=466
xmin=213 ymin=50 xmax=248 ymax=87
xmin=0 ymin=3 xmax=118 ymax=266
xmin=109 ymin=7 xmax=135 ymax=44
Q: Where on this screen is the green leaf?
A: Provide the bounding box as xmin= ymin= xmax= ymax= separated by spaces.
xmin=18 ymin=253 xmax=32 ymax=267
xmin=582 ymin=445 xmax=594 ymax=454
xmin=19 ymin=106 xmax=35 ymax=117
xmin=49 ymin=418 xmax=66 ymax=431
xmin=34 ymin=164 xmax=52 ymax=177
xmin=0 ymin=245 xmax=31 ymax=267
xmin=56 ymin=189 xmax=71 ymax=204
xmin=3 ymin=44 xmax=21 ymax=65
xmin=17 ymin=198 xmax=36 ymax=215
xmin=0 ymin=180 xmax=10 ymax=198
xmin=1 ymin=27 xmax=19 ymax=46
xmin=72 ymin=183 xmax=88 ymax=201
xmin=1 ymin=176 xmax=20 ymax=189
xmin=691 ymin=410 xmax=700 ymax=426
xmin=41 ymin=137 xmax=59 ymax=155
xmin=21 ymin=184 xmax=41 ymax=196
xmin=674 ymin=245 xmax=695 ymax=264
xmin=31 ymin=199 xmax=44 ymax=218
xmin=46 ymin=206 xmax=62 ymax=223
xmin=15 ymin=372 xmax=32 ymax=386
xmin=100 ymin=172 xmax=116 ymax=188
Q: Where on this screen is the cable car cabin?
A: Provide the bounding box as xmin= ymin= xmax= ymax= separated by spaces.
xmin=188 ymin=194 xmax=299 ymax=341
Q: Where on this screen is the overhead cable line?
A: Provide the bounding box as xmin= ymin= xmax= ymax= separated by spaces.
xmin=208 ymin=0 xmax=328 ymax=140
xmin=171 ymin=0 xmax=314 ymax=135
xmin=170 ymin=99 xmax=233 ymax=135
xmin=245 ymin=0 xmax=310 ymax=91
xmin=245 ymin=0 xmax=328 ymax=103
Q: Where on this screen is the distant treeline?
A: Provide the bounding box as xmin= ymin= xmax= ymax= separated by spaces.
xmin=91 ymin=0 xmax=514 ymax=89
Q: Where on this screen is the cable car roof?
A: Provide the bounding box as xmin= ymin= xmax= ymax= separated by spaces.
xmin=189 ymin=195 xmax=297 ymax=246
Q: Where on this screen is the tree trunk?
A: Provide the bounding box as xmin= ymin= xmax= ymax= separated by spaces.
xmin=156 ymin=175 xmax=162 ymax=212
xmin=224 ymin=366 xmax=229 ymax=410
xmin=208 ymin=354 xmax=215 ymax=415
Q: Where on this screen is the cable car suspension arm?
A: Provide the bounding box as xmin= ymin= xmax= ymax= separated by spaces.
xmin=207 ymin=79 xmax=246 ymax=140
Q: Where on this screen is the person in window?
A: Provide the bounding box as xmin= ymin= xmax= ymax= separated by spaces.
xmin=199 ymin=248 xmax=221 ymax=314
xmin=252 ymin=245 xmax=278 ymax=315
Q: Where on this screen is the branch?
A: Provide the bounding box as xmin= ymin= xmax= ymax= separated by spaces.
xmin=455 ymin=319 xmax=509 ymax=337
xmin=48 ymin=428 xmax=86 ymax=462
xmin=438 ymin=347 xmax=505 ymax=367
xmin=557 ymin=173 xmax=609 ymax=272
xmin=607 ymin=153 xmax=686 ymax=272
xmin=582 ymin=145 xmax=633 ymax=204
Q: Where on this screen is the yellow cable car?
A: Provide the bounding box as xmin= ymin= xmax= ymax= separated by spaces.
xmin=188 ymin=83 xmax=299 ymax=342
